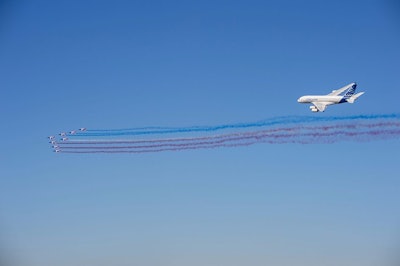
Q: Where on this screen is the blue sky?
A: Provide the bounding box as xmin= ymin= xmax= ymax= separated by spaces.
xmin=1 ymin=0 xmax=400 ymax=265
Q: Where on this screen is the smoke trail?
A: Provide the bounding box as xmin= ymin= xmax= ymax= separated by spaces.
xmin=59 ymin=121 xmax=400 ymax=145
xmin=59 ymin=128 xmax=400 ymax=154
xmin=55 ymin=121 xmax=400 ymax=153
xmin=70 ymin=114 xmax=400 ymax=137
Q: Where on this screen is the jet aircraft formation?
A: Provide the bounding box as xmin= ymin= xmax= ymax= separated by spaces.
xmin=48 ymin=128 xmax=86 ymax=153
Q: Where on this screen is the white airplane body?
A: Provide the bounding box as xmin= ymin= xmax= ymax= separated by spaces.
xmin=297 ymin=82 xmax=364 ymax=112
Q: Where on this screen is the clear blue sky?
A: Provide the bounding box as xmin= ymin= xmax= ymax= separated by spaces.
xmin=1 ymin=0 xmax=400 ymax=265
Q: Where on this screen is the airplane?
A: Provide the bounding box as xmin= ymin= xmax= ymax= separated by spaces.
xmin=297 ymin=82 xmax=365 ymax=112
xmin=59 ymin=132 xmax=66 ymax=136
xmin=49 ymin=140 xmax=57 ymax=144
xmin=48 ymin=136 xmax=55 ymax=140
xmin=70 ymin=130 xmax=76 ymax=134
xmin=79 ymin=128 xmax=86 ymax=131
xmin=61 ymin=137 xmax=68 ymax=141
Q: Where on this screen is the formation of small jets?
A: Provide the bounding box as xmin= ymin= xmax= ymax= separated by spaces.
xmin=48 ymin=127 xmax=86 ymax=153
xmin=297 ymin=82 xmax=365 ymax=112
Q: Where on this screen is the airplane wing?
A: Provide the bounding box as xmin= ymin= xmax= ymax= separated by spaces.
xmin=312 ymin=102 xmax=328 ymax=112
xmin=327 ymin=83 xmax=355 ymax=96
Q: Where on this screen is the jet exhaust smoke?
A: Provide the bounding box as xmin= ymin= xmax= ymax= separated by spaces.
xmin=49 ymin=114 xmax=400 ymax=154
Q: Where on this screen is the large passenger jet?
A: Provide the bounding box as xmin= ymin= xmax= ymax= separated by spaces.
xmin=297 ymin=82 xmax=365 ymax=112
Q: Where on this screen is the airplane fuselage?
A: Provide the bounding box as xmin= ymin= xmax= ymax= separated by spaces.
xmin=297 ymin=95 xmax=345 ymax=104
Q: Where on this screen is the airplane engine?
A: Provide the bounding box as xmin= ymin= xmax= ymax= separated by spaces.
xmin=309 ymin=106 xmax=318 ymax=112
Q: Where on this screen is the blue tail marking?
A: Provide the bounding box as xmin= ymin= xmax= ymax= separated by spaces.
xmin=343 ymin=84 xmax=357 ymax=99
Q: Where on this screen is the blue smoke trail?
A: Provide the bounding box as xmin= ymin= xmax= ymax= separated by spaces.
xmin=70 ymin=114 xmax=400 ymax=137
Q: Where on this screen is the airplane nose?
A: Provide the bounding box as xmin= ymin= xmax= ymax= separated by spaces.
xmin=297 ymin=97 xmax=302 ymax=102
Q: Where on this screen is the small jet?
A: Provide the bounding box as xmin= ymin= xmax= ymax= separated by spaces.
xmin=49 ymin=140 xmax=57 ymax=144
xmin=70 ymin=130 xmax=76 ymax=134
xmin=59 ymin=132 xmax=66 ymax=136
xmin=297 ymin=82 xmax=365 ymax=112
xmin=79 ymin=128 xmax=87 ymax=131
xmin=48 ymin=136 xmax=55 ymax=140
xmin=61 ymin=137 xmax=68 ymax=141
xmin=54 ymin=149 xmax=61 ymax=153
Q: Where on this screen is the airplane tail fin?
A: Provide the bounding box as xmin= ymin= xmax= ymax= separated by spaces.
xmin=343 ymin=83 xmax=357 ymax=99
xmin=347 ymin=92 xmax=365 ymax=103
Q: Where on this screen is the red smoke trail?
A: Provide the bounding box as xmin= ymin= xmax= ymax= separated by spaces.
xmin=58 ymin=127 xmax=400 ymax=153
xmin=59 ymin=122 xmax=400 ymax=146
xmin=69 ymin=114 xmax=400 ymax=138
xmin=58 ymin=126 xmax=400 ymax=152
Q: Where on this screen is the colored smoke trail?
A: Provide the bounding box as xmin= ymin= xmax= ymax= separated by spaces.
xmin=59 ymin=128 xmax=400 ymax=154
xmin=72 ymin=114 xmax=400 ymax=137
xmin=61 ymin=121 xmax=400 ymax=145
xmin=50 ymin=116 xmax=400 ymax=154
